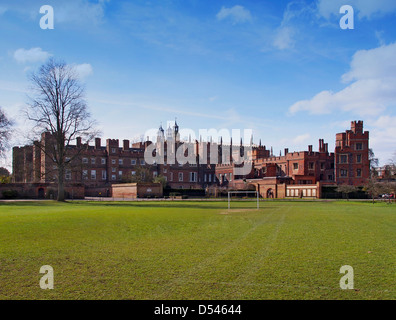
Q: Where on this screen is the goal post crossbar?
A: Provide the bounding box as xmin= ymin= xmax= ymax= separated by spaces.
xmin=227 ymin=191 xmax=259 ymax=210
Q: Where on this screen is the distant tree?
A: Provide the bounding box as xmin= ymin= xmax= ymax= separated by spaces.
xmin=153 ymin=175 xmax=167 ymax=189
xmin=0 ymin=107 xmax=13 ymax=157
xmin=0 ymin=167 xmax=10 ymax=176
xmin=122 ymin=165 xmax=153 ymax=183
xmin=369 ymin=148 xmax=379 ymax=177
xmin=387 ymin=151 xmax=396 ymax=178
xmin=380 ymin=182 xmax=396 ymax=204
xmin=336 ymin=184 xmax=357 ymax=201
xmin=0 ymin=167 xmax=11 ymax=184
xmin=363 ymin=177 xmax=385 ymax=204
xmin=24 ymin=59 xmax=98 ymax=201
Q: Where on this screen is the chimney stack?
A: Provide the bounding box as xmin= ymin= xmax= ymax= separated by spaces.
xmin=76 ymin=137 xmax=81 ymax=148
xmin=123 ymin=139 xmax=130 ymax=151
xmin=284 ymin=148 xmax=289 ymax=155
xmin=95 ymin=138 xmax=101 ymax=149
xmin=308 ymin=145 xmax=313 ymax=153
xmin=319 ymin=139 xmax=324 ymax=152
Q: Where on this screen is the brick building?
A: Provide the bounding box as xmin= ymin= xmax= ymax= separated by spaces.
xmin=12 ymin=120 xmax=370 ymax=198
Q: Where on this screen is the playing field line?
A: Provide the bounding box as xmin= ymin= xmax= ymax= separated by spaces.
xmin=152 ymin=207 xmax=283 ymax=299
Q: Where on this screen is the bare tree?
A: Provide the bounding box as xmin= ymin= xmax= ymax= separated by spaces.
xmin=364 ymin=177 xmax=385 ymax=204
xmin=25 ymin=59 xmax=98 ymax=201
xmin=0 ymin=107 xmax=13 ymax=157
xmin=336 ymin=184 xmax=357 ymax=201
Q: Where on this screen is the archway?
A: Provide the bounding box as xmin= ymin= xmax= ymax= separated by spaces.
xmin=38 ymin=188 xmax=45 ymax=199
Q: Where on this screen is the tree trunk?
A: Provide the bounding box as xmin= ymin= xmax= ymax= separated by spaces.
xmin=57 ymin=166 xmax=65 ymax=201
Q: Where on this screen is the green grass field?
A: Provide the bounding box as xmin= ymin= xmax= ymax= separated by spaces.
xmin=0 ymin=200 xmax=395 ymax=300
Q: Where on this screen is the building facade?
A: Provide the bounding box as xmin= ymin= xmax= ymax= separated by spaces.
xmin=12 ymin=120 xmax=370 ymax=198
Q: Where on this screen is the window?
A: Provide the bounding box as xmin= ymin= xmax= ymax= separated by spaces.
xmin=118 ymin=171 xmax=122 ymax=177
xmin=102 ymin=170 xmax=106 ymax=180
xmin=131 ymin=171 xmax=136 ymax=176
xmin=356 ymin=154 xmax=362 ymax=163
xmin=189 ymin=172 xmax=197 ymax=182
xmin=293 ymin=163 xmax=298 ymax=170
xmin=179 ymin=172 xmax=183 ymax=182
xmin=229 ymin=173 xmax=232 ymax=181
xmin=320 ymin=162 xmax=325 ymax=170
xmin=340 ymin=169 xmax=348 ymax=177
xmin=357 ymin=169 xmax=362 ymax=177
xmin=204 ymin=174 xmax=207 ymax=182
xmin=153 ymin=171 xmax=158 ymax=178
xmin=309 ymin=162 xmax=314 ymax=170
xmin=65 ymin=169 xmax=71 ymax=180
xmin=111 ymin=148 xmax=116 ymax=153
xmin=111 ymin=174 xmax=116 ymax=180
xmin=91 ymin=170 xmax=96 ymax=180
xmin=119 ymin=159 xmax=123 ymax=165
xmin=208 ymin=174 xmax=212 ymax=183
xmin=112 ymin=167 xmax=116 ymax=173
xmin=328 ymin=175 xmax=333 ymax=181
xmin=82 ymin=157 xmax=88 ymax=164
xmin=131 ymin=159 xmax=136 ymax=165
xmin=340 ymin=155 xmax=348 ymax=164
xmin=91 ymin=158 xmax=95 ymax=164
xmin=140 ymin=159 xmax=145 ymax=165
xmin=101 ymin=158 xmax=106 ymax=165
xmin=111 ymin=159 xmax=116 ymax=165
xmin=170 ymin=172 xmax=173 ymax=181
xmin=163 ymin=169 xmax=167 ymax=174
xmin=82 ymin=170 xmax=88 ymax=180
xmin=356 ymin=143 xmax=363 ymax=150
xmin=65 ymin=157 xmax=71 ymax=163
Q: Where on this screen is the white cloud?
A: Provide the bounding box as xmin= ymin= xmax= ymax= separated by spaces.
xmin=317 ymin=0 xmax=396 ymax=20
xmin=272 ymin=2 xmax=312 ymax=51
xmin=72 ymin=63 xmax=93 ymax=79
xmin=289 ymin=42 xmax=396 ymax=116
xmin=13 ymin=48 xmax=52 ymax=64
xmin=273 ymin=26 xmax=295 ymax=50
xmin=216 ymin=5 xmax=252 ymax=24
xmin=342 ymin=43 xmax=396 ymax=82
xmin=368 ymin=116 xmax=396 ymax=165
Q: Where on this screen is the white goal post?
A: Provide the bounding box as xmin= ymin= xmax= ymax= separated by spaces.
xmin=227 ymin=191 xmax=259 ymax=209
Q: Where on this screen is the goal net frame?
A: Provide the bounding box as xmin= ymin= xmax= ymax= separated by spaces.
xmin=227 ymin=191 xmax=259 ymax=210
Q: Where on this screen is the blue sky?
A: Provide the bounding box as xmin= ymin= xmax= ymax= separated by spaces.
xmin=0 ymin=0 xmax=396 ymax=169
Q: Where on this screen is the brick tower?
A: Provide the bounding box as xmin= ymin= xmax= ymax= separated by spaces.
xmin=335 ymin=121 xmax=370 ymax=186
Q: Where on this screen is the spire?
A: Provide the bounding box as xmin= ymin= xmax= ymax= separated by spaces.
xmin=271 ymin=146 xmax=273 ymax=156
xmin=173 ymin=117 xmax=179 ymax=134
xmin=250 ymin=134 xmax=253 ymax=146
xmin=259 ymin=139 xmax=262 ymax=147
